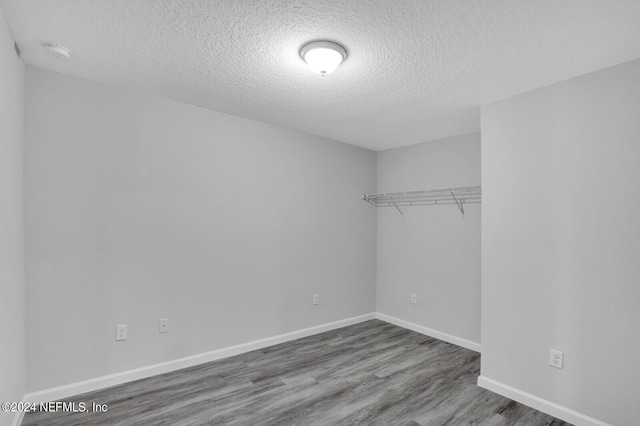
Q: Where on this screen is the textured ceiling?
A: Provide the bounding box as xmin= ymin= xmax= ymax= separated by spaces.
xmin=3 ymin=0 xmax=640 ymax=150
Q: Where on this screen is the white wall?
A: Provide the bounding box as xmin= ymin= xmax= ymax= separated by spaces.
xmin=0 ymin=7 xmax=25 ymax=426
xmin=481 ymin=59 xmax=640 ymax=426
xmin=376 ymin=133 xmax=481 ymax=347
xmin=24 ymin=67 xmax=376 ymax=392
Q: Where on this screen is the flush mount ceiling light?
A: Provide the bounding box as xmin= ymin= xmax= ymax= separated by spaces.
xmin=44 ymin=43 xmax=71 ymax=59
xmin=300 ymin=40 xmax=347 ymax=76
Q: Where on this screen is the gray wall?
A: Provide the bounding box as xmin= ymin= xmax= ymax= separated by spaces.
xmin=24 ymin=67 xmax=377 ymax=392
xmin=0 ymin=7 xmax=25 ymax=426
xmin=376 ymin=133 xmax=481 ymax=345
xmin=481 ymin=59 xmax=640 ymax=425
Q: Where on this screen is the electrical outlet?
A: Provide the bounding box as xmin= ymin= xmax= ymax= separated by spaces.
xmin=549 ymin=349 xmax=563 ymax=369
xmin=116 ymin=324 xmax=128 ymax=341
xmin=313 ymin=294 xmax=319 ymax=305
xmin=159 ymin=318 xmax=169 ymax=333
xmin=411 ymin=294 xmax=418 ymax=304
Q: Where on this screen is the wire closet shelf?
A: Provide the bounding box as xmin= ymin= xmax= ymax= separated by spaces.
xmin=362 ymin=185 xmax=481 ymax=216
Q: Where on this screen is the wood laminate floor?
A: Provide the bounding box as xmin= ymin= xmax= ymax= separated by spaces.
xmin=23 ymin=320 xmax=571 ymax=425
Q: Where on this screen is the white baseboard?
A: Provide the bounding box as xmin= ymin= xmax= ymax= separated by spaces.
xmin=17 ymin=314 xmax=611 ymax=426
xmin=375 ymin=312 xmax=481 ymax=353
xmin=23 ymin=312 xmax=376 ymax=404
xmin=477 ymin=376 xmax=611 ymax=426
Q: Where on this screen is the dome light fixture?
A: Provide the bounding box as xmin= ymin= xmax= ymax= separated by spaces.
xmin=300 ymin=40 xmax=347 ymax=76
xmin=44 ymin=43 xmax=72 ymax=59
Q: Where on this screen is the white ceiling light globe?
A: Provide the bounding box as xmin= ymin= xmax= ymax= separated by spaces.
xmin=300 ymin=41 xmax=347 ymax=76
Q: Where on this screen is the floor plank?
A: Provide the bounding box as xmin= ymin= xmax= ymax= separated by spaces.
xmin=22 ymin=320 xmax=572 ymax=425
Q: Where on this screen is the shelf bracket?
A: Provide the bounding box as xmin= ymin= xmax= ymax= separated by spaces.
xmin=450 ymin=188 xmax=464 ymax=216
xmin=392 ymin=201 xmax=404 ymax=216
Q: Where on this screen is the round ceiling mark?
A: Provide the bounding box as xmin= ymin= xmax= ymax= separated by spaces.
xmin=44 ymin=43 xmax=72 ymax=59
